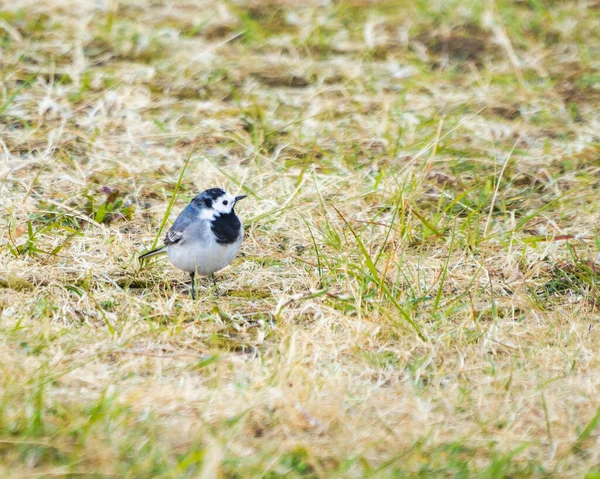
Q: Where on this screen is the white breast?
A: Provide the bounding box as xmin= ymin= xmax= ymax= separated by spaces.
xmin=166 ymin=225 xmax=243 ymax=276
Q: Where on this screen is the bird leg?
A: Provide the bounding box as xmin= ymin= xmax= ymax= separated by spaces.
xmin=210 ymin=273 xmax=220 ymax=295
xmin=190 ymin=272 xmax=196 ymax=300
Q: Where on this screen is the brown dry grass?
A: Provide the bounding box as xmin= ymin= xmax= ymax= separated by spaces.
xmin=1 ymin=0 xmax=600 ymax=477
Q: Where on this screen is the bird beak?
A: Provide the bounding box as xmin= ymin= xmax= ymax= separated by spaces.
xmin=234 ymin=195 xmax=247 ymax=203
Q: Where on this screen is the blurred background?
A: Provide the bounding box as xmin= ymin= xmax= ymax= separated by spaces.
xmin=1 ymin=0 xmax=600 ymax=476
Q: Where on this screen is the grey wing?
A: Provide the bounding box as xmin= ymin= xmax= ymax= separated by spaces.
xmin=163 ymin=205 xmax=195 ymax=246
xmin=164 ymin=229 xmax=184 ymax=246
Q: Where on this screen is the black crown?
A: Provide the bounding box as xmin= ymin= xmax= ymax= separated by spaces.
xmin=193 ymin=188 xmax=226 ymax=208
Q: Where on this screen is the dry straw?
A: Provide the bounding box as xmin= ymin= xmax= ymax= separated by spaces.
xmin=1 ymin=0 xmax=600 ymax=476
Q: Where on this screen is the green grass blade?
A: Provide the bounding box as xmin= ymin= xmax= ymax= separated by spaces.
xmin=0 ymin=73 xmax=37 ymax=116
xmin=433 ymin=227 xmax=455 ymax=313
xmin=573 ymin=407 xmax=600 ymax=451
xmin=300 ymin=214 xmax=323 ymax=279
xmin=333 ymin=206 xmax=426 ymax=341
xmin=410 ymin=205 xmax=442 ymax=236
xmin=150 ymin=147 xmax=196 ymax=251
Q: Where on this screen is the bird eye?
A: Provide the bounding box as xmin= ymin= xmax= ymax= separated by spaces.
xmin=223 ymin=200 xmax=228 ymax=205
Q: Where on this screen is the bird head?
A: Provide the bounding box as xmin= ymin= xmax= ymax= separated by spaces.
xmin=192 ymin=188 xmax=247 ymax=216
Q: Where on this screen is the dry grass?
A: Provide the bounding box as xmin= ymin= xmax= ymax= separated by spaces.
xmin=1 ymin=0 xmax=600 ymax=476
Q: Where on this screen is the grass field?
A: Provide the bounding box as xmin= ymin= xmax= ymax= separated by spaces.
xmin=1 ymin=0 xmax=600 ymax=476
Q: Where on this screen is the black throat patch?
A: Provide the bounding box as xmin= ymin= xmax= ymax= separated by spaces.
xmin=211 ymin=212 xmax=241 ymax=245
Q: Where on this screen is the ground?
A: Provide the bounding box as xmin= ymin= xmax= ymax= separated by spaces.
xmin=1 ymin=0 xmax=600 ymax=477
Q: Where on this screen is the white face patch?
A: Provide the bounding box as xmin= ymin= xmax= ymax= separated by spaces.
xmin=198 ymin=208 xmax=217 ymax=220
xmin=211 ymin=192 xmax=237 ymax=215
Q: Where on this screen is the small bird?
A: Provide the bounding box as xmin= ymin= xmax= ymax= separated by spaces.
xmin=139 ymin=188 xmax=247 ymax=299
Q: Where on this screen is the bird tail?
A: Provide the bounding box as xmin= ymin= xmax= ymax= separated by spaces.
xmin=139 ymin=246 xmax=167 ymax=262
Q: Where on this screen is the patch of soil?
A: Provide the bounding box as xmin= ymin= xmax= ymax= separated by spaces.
xmin=418 ymin=23 xmax=497 ymax=66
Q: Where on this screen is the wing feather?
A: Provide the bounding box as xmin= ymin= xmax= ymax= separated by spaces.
xmin=163 ymin=204 xmax=197 ymax=246
xmin=164 ymin=229 xmax=184 ymax=246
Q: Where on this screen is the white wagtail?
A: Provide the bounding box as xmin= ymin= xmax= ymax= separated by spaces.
xmin=139 ymin=188 xmax=247 ymax=299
